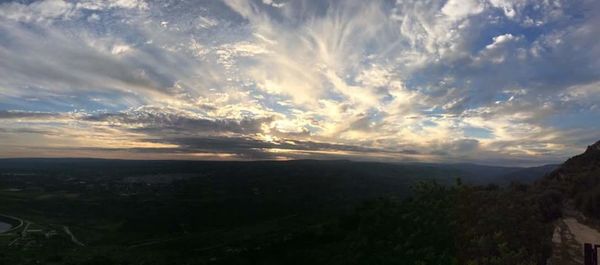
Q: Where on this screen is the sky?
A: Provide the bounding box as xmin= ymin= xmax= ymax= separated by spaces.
xmin=0 ymin=0 xmax=599 ymax=166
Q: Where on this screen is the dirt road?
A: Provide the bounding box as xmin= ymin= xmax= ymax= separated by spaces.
xmin=550 ymin=216 xmax=600 ymax=264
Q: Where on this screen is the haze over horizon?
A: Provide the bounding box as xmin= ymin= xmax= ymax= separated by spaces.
xmin=1 ymin=0 xmax=599 ymax=166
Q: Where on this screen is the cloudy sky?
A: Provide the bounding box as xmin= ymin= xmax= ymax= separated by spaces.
xmin=0 ymin=0 xmax=598 ymax=166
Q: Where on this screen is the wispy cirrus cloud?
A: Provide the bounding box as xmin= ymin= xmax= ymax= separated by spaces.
xmin=0 ymin=0 xmax=599 ymax=166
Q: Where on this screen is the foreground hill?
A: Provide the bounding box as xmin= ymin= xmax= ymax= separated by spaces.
xmin=541 ymin=140 xmax=600 ymax=218
xmin=534 ymin=140 xmax=600 ymax=264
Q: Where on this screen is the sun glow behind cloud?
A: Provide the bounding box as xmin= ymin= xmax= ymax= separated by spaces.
xmin=0 ymin=0 xmax=599 ymax=166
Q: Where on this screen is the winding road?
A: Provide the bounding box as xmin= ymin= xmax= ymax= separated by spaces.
xmin=0 ymin=213 xmax=86 ymax=247
xmin=63 ymin=226 xmax=85 ymax=247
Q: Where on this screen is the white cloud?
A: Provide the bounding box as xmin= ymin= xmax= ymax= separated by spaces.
xmin=560 ymin=82 xmax=600 ymax=105
xmin=486 ymin=34 xmax=520 ymax=49
xmin=0 ymin=0 xmax=74 ymax=23
xmin=442 ymin=0 xmax=485 ymax=20
xmin=76 ymin=0 xmax=148 ymax=11
xmin=262 ymin=0 xmax=285 ymax=8
xmin=0 ymin=0 xmax=148 ymax=24
xmin=0 ymin=0 xmax=598 ymax=165
xmin=111 ymin=44 xmax=132 ymax=55
xmin=488 ymin=0 xmax=518 ymax=18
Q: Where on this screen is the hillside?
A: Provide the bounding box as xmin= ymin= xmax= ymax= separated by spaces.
xmin=541 ymin=140 xmax=600 ymax=218
xmin=534 ymin=140 xmax=600 ymax=264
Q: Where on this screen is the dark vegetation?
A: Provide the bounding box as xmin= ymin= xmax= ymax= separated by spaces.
xmin=540 ymin=140 xmax=600 ymax=218
xmin=0 ymin=159 xmax=562 ymax=264
xmin=211 ymin=182 xmax=554 ymax=265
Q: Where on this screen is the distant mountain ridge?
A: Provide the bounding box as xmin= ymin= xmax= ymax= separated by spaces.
xmin=0 ymin=158 xmax=556 ymax=185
